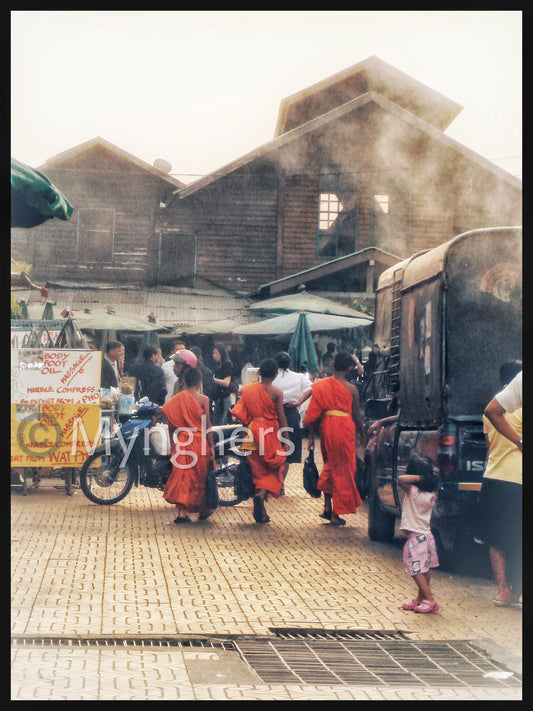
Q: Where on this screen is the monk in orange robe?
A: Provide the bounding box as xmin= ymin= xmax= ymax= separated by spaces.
xmin=304 ymin=351 xmax=367 ymax=525
xmin=159 ymin=367 xmax=215 ymax=523
xmin=230 ymin=358 xmax=289 ymax=523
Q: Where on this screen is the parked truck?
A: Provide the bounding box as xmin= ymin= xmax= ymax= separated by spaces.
xmin=364 ymin=226 xmax=521 ymax=566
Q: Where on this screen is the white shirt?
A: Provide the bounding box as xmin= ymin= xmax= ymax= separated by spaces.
xmin=400 ymin=486 xmax=436 ymax=535
xmin=495 ymin=371 xmax=522 ymax=413
xmin=272 ymin=369 xmax=312 ymax=404
xmin=162 ymin=359 xmax=177 ymax=402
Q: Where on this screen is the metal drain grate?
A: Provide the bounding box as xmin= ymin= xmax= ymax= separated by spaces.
xmin=235 ymin=638 xmax=522 ymax=688
xmin=270 ymin=628 xmax=408 ymax=641
xmin=11 ymin=636 xmax=237 ymax=651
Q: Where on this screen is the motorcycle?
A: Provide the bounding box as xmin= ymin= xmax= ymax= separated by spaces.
xmin=78 ymin=397 xmax=246 ymax=506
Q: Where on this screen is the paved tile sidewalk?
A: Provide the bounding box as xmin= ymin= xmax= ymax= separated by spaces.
xmin=11 ymin=459 xmax=522 ymax=700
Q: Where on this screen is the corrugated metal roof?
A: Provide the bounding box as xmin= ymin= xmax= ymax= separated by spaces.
xmin=22 ymin=285 xmax=254 ymax=330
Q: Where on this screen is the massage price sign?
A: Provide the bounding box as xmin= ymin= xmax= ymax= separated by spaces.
xmin=11 ymin=349 xmax=102 ymax=467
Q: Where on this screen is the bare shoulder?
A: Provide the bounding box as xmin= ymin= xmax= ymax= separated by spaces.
xmin=262 ymin=382 xmax=281 ymax=402
xmin=190 ymin=389 xmax=208 ymax=407
xmin=347 ymin=381 xmax=357 ymax=395
xmin=341 ymin=379 xmax=357 ymax=397
xmin=270 ymin=384 xmax=284 ymax=402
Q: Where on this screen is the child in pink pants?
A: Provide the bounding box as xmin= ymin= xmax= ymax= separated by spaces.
xmin=398 ymin=458 xmax=440 ymax=614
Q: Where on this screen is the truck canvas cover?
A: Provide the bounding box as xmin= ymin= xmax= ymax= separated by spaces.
xmin=398 ymin=227 xmax=521 ymax=426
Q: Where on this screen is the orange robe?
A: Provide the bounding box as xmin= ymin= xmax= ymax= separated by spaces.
xmin=161 ymin=390 xmax=210 ymax=514
xmin=303 ymin=377 xmax=362 ymax=515
xmin=230 ymin=382 xmax=285 ymax=497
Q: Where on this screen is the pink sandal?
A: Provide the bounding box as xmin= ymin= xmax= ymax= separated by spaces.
xmin=414 ymin=599 xmax=439 ymax=613
xmin=402 ymin=599 xmax=420 ymax=611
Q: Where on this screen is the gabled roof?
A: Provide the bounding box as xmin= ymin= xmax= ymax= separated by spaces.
xmin=258 ymin=247 xmax=402 ymax=297
xmin=38 ymin=137 xmax=185 ymax=189
xmin=275 ymin=55 xmax=463 ymax=136
xmin=175 ymin=91 xmax=521 ymax=200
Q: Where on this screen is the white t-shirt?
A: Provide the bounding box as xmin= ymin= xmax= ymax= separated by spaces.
xmin=162 ymin=359 xmax=177 ymax=402
xmin=400 ymin=486 xmax=436 ymax=535
xmin=272 ymin=369 xmax=312 ymax=404
xmin=495 ymin=371 xmax=522 ymax=413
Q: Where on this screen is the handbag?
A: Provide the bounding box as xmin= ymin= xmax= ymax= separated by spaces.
xmin=205 ymin=464 xmax=220 ymax=510
xmin=235 ymin=454 xmax=255 ymax=501
xmin=303 ymin=449 xmax=321 ymax=498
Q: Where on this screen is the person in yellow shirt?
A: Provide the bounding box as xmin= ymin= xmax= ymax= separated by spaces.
xmin=478 ymin=360 xmax=522 ymax=608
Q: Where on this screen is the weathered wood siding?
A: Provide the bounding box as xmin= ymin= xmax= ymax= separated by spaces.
xmin=280 ymin=173 xmax=320 ymax=277
xmin=156 ymin=168 xmax=280 ymax=292
xmin=12 ymin=98 xmax=521 ymax=297
xmin=14 ymin=147 xmax=172 ymax=285
xmin=271 ymin=109 xmax=521 ymax=285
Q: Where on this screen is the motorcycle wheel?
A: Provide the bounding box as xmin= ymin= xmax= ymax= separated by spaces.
xmin=215 ymin=453 xmax=245 ymax=507
xmin=79 ymin=452 xmax=135 ymax=505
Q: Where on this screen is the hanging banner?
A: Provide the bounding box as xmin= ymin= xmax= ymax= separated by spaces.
xmin=11 ymin=349 xmax=103 ymax=467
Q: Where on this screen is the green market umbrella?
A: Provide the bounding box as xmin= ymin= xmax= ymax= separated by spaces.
xmin=288 ymin=312 xmax=319 ymax=373
xmin=11 ymin=158 xmax=73 ymax=228
xmin=179 ymin=318 xmax=250 ymax=335
xmin=233 ymin=311 xmax=371 ymax=335
xmin=41 ymin=300 xmax=56 ymax=320
xmin=72 ymin=311 xmax=161 ymax=332
xmin=139 ymin=329 xmax=161 ymax=353
xmin=248 ymin=291 xmax=371 ymax=320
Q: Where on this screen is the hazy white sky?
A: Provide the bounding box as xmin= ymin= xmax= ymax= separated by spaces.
xmin=11 ymin=10 xmax=522 ymax=180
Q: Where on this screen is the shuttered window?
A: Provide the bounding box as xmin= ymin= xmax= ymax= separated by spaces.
xmin=77 ymin=208 xmax=115 ymax=263
xmin=157 ymin=232 xmax=197 ymax=285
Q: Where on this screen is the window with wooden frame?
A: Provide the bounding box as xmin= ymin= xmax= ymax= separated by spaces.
xmin=317 ymin=167 xmax=359 ymax=258
xmin=157 ymin=231 xmax=197 ymax=286
xmin=371 ymin=170 xmax=412 ymax=256
xmin=77 ymin=208 xmax=115 ymax=263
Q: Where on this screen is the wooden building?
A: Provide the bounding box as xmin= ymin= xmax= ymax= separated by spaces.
xmin=12 ymin=56 xmax=521 ymax=319
xmin=160 ymin=56 xmax=521 ymax=296
xmin=11 ymin=138 xmax=185 ymax=286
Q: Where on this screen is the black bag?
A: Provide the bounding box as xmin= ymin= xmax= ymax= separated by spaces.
xmin=303 ymin=449 xmax=321 ymax=498
xmin=205 ymin=465 xmax=220 ymax=510
xmin=228 ymin=376 xmax=240 ymax=395
xmin=235 ymin=455 xmax=255 ymax=501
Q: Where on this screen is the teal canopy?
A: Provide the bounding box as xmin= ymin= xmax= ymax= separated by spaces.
xmin=234 ymin=310 xmax=371 ymax=335
xmin=11 ymin=158 xmax=73 ymax=228
xmin=139 ymin=329 xmax=161 ymax=353
xmin=248 ymin=291 xmax=371 ymax=320
xmin=41 ymin=301 xmax=56 ymax=320
xmin=72 ymin=311 xmax=161 ymax=332
xmin=288 ymin=313 xmax=319 ymax=373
